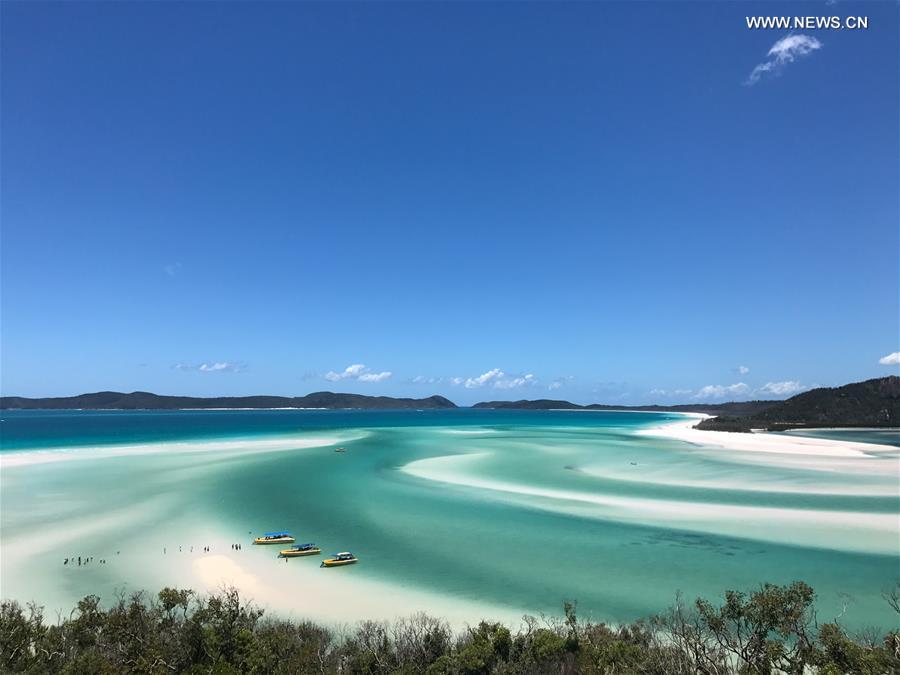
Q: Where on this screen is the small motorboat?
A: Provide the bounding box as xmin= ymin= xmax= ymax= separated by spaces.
xmin=253 ymin=531 xmax=296 ymax=545
xmin=280 ymin=543 xmax=321 ymax=557
xmin=335 ymin=447 xmax=347 ymax=453
xmin=321 ymin=551 xmax=358 ymax=567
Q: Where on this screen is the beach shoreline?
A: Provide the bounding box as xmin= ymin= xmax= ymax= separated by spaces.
xmin=638 ymin=414 xmax=900 ymax=458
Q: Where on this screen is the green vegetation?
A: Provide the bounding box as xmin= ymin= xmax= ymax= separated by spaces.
xmin=472 ymin=400 xmax=777 ymax=417
xmin=0 ymin=391 xmax=457 ymax=410
xmin=697 ymin=376 xmax=900 ymax=433
xmin=2 ymin=582 xmax=898 ymax=674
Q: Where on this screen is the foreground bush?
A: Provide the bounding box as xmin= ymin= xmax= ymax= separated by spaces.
xmin=1 ymin=582 xmax=897 ymax=674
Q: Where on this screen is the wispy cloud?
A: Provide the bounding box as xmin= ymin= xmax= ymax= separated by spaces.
xmin=879 ymin=352 xmax=900 ymax=365
xmin=693 ymin=383 xmax=750 ymax=400
xmin=650 ymin=388 xmax=693 ymax=397
xmin=737 ymin=365 xmax=750 ymax=375
xmin=411 ymin=375 xmax=441 ymax=385
xmin=358 ymin=371 xmax=392 ymax=383
xmin=758 ymin=380 xmax=808 ymax=396
xmin=173 ymin=361 xmax=244 ymax=373
xmin=746 ymin=34 xmax=822 ymax=85
xmin=547 ymin=376 xmax=575 ymax=391
xmin=324 ymin=364 xmax=392 ymax=383
xmin=164 ymin=262 xmax=183 ymax=277
xmin=494 ymin=374 xmax=536 ymax=390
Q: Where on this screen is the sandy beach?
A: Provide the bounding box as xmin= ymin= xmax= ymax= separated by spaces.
xmin=637 ymin=415 xmax=900 ymax=476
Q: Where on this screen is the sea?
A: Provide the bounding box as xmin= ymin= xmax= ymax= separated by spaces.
xmin=1 ymin=409 xmax=897 ymax=630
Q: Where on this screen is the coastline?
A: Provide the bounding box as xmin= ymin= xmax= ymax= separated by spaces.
xmin=638 ymin=414 xmax=900 ymax=458
xmin=3 ymin=408 xmax=898 ymax=632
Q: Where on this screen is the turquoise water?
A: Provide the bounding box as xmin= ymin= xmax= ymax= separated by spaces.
xmin=779 ymin=427 xmax=900 ymax=448
xmin=1 ymin=409 xmax=898 ymax=630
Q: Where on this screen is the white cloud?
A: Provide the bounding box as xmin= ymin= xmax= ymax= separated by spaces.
xmin=461 ymin=368 xmax=537 ymax=390
xmin=758 ymin=381 xmax=807 ymax=396
xmin=758 ymin=380 xmax=803 ymax=395
xmin=737 ymin=365 xmax=750 ymax=375
xmin=449 ymin=377 xmax=464 ymax=386
xmin=199 ymin=362 xmax=234 ymax=372
xmin=548 ymin=381 xmax=562 ymax=391
xmin=464 ymin=368 xmax=504 ymax=389
xmin=358 ymin=371 xmax=392 ymax=383
xmin=746 ymin=34 xmax=822 ymax=85
xmin=693 ymin=383 xmax=750 ymax=400
xmin=325 ymin=364 xmax=392 ymax=383
xmin=174 ymin=361 xmax=243 ymax=373
xmin=878 ymin=352 xmax=900 ymax=365
xmin=494 ymin=374 xmax=536 ymax=390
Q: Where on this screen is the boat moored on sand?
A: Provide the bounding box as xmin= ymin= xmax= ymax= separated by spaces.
xmin=321 ymin=552 xmax=358 ymax=567
xmin=280 ymin=543 xmax=321 ymax=557
xmin=253 ymin=531 xmax=296 ymax=545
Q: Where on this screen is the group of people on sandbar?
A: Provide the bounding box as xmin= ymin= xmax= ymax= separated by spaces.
xmin=65 ymin=540 xmax=250 ymax=566
xmin=64 ymin=553 xmax=116 ymax=566
xmin=163 ymin=545 xmax=217 ymax=554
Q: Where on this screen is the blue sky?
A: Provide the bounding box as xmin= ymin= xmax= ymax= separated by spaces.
xmin=1 ymin=1 xmax=897 ymax=405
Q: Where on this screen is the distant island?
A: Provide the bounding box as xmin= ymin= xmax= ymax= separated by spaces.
xmin=0 ymin=391 xmax=457 ymax=410
xmin=695 ymin=376 xmax=900 ymax=432
xmin=3 ymin=378 xmax=898 ymax=430
xmin=472 ymin=399 xmax=777 ymax=417
xmin=473 ymin=377 xmax=900 ymax=432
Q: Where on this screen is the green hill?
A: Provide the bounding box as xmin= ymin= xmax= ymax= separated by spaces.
xmin=696 ymin=376 xmax=900 ymax=432
xmin=473 ymin=399 xmax=777 ymax=417
xmin=0 ymin=391 xmax=457 ymax=410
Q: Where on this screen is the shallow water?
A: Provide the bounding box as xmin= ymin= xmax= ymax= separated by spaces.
xmin=1 ymin=409 xmax=897 ymax=629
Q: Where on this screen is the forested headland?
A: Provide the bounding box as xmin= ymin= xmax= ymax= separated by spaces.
xmin=2 ymin=581 xmax=898 ymax=674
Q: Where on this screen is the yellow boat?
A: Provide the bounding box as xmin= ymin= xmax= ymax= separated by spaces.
xmin=321 ymin=551 xmax=358 ymax=567
xmin=280 ymin=543 xmax=321 ymax=557
xmin=253 ymin=531 xmax=295 ymax=545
